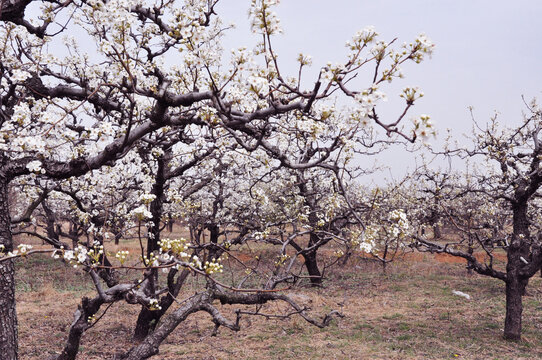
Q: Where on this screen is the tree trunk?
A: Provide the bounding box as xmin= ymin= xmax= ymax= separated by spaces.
xmin=55 ymin=297 xmax=104 ymax=360
xmin=134 ymin=308 xmax=159 ymax=342
xmin=504 ymin=275 xmax=527 ymax=340
xmin=303 ymin=249 xmax=322 ymax=286
xmin=503 ymin=200 xmax=530 ymax=340
xmin=134 ymin=158 xmax=166 ymax=340
xmin=126 ymin=293 xmax=208 ymax=360
xmin=206 ymin=224 xmax=220 ymax=261
xmin=433 ymin=223 xmax=441 ymax=239
xmin=42 ymin=201 xmax=60 ymax=244
xmin=133 ymin=268 xmax=190 ymax=341
xmin=0 ymin=173 xmax=18 ymax=359
xmin=166 ymin=215 xmax=173 ymax=233
xmin=114 ymin=231 xmax=122 ymax=245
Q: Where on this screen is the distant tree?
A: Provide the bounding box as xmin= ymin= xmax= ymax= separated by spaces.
xmin=415 ymin=104 xmax=542 ymax=340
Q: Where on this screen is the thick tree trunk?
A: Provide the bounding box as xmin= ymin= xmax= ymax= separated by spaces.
xmin=0 ymin=173 xmax=18 ymax=359
xmin=504 ymin=275 xmax=527 ymax=340
xmin=503 ymin=200 xmax=530 ymax=340
xmin=134 ymin=159 xmax=166 ymax=340
xmin=303 ymin=248 xmax=322 ymax=286
xmin=134 ymin=309 xmax=159 ymax=342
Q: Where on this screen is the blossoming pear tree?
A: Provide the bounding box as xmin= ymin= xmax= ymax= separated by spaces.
xmin=348 ymin=184 xmax=414 ymax=269
xmin=415 ymin=103 xmax=542 ymax=340
xmin=0 ymin=0 xmax=433 ymax=357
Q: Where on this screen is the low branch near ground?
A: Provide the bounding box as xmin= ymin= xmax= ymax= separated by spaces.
xmin=414 ymin=236 xmax=507 ymax=281
xmin=122 ymin=286 xmax=342 ymax=360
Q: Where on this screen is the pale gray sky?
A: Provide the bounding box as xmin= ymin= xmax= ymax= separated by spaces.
xmin=217 ymin=1 xmax=542 ymax=180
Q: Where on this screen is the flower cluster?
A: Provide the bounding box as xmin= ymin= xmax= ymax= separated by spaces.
xmin=190 ymin=255 xmax=202 ymax=269
xmin=0 ymin=244 xmax=34 ymax=258
xmin=54 ymin=243 xmax=102 ymax=268
xmin=400 ymin=86 xmax=424 ymax=103
xmin=247 ymin=75 xmax=270 ymax=95
xmin=360 ymin=225 xmax=377 ymax=253
xmin=26 ymin=160 xmax=45 ymax=174
xmin=404 ymin=34 xmax=435 ymax=64
xmin=141 ymin=252 xmax=158 ymax=267
xmin=252 ymin=228 xmax=271 ymax=240
xmin=249 ymin=0 xmax=283 ymax=35
xmin=157 ymin=238 xmax=190 ymax=259
xmin=413 ymin=114 xmax=435 ymax=140
xmin=388 ymin=209 xmax=409 ymax=238
xmin=354 ymin=85 xmax=388 ymax=116
xmin=203 ymin=258 xmax=223 ymax=275
xmin=274 ymin=253 xmax=290 ymax=267
xmin=11 ymin=69 xmax=32 ymax=82
xmin=297 ymin=53 xmax=312 ymax=66
xmin=139 ymin=193 xmax=156 ymax=205
xmin=148 ymin=298 xmax=162 ymax=311
xmin=320 ymin=62 xmax=345 ymax=83
xmin=347 ymin=26 xmax=379 ymax=51
xmin=115 ymin=250 xmax=129 ymax=265
xmin=131 ymin=206 xmax=153 ymax=220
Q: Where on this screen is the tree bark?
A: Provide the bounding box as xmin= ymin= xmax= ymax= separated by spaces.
xmin=433 ymin=223 xmax=441 ymax=239
xmin=133 ymin=308 xmax=158 ymax=342
xmin=0 ymin=172 xmax=18 ymax=359
xmin=55 ymin=297 xmax=104 ymax=360
xmin=303 ymin=245 xmax=322 ymax=286
xmin=503 ymin=275 xmax=527 ymax=340
xmin=133 ymin=268 xmax=190 ymax=341
xmin=503 ymin=200 xmax=530 ymax=340
xmin=206 ymin=223 xmax=220 ymax=261
xmin=42 ymin=201 xmax=60 ymax=245
xmin=134 ymin=157 xmax=166 ymax=340
xmin=125 ymin=293 xmax=208 ymax=360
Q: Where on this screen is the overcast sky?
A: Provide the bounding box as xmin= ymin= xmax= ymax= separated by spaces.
xmin=216 ymin=1 xmax=542 ymax=181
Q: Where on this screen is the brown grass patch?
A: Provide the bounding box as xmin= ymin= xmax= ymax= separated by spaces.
xmin=12 ymin=230 xmax=542 ymax=360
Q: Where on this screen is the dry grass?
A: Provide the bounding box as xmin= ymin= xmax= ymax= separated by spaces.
xmin=13 ymin=231 xmax=542 ymax=360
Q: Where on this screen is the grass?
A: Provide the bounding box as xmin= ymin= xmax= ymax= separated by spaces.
xmin=12 ymin=233 xmax=542 ymax=360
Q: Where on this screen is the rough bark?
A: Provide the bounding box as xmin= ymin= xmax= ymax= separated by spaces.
xmin=503 ymin=275 xmax=527 ymax=340
xmin=303 ymin=245 xmax=322 ymax=286
xmin=0 ymin=171 xmax=18 ymax=359
xmin=125 ymin=293 xmax=208 ymax=360
xmin=503 ymin=201 xmax=530 ymax=340
xmin=133 ymin=267 xmax=190 ymax=340
xmin=134 ymin=157 xmax=166 ymax=340
xmin=296 ymin=173 xmax=323 ymax=286
xmin=55 ymin=297 xmax=104 ymax=360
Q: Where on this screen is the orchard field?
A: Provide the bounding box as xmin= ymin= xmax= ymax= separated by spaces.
xmin=1 ymin=0 xmax=542 ymax=359
xmin=13 ymin=228 xmax=542 ymax=360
